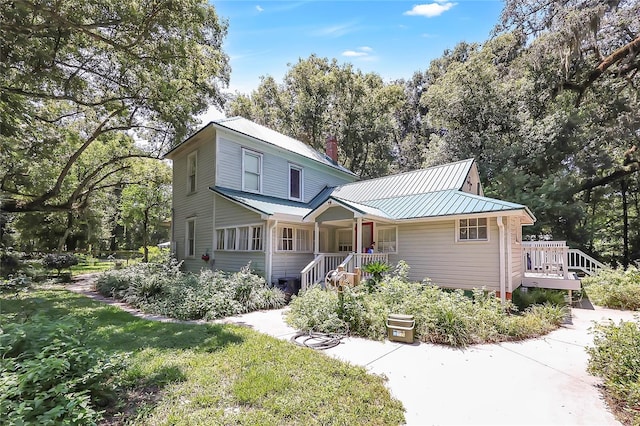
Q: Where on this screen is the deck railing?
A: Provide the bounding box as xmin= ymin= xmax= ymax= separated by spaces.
xmin=568 ymin=249 xmax=606 ymax=276
xmin=522 ymin=241 xmax=606 ymax=277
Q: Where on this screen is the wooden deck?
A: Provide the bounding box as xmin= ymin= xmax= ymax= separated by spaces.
xmin=522 ymin=272 xmax=581 ymax=290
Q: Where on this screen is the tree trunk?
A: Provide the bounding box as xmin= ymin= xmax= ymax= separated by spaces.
xmin=57 ymin=212 xmax=74 ymax=253
xmin=621 ymin=179 xmax=629 ymax=269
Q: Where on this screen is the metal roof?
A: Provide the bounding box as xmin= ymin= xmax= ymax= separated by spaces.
xmin=330 ymin=158 xmax=474 ymax=202
xmin=214 ymin=117 xmax=356 ymax=176
xmin=212 ymin=186 xmax=312 ymax=217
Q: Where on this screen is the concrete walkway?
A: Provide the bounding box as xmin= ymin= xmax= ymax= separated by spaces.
xmin=69 ymin=275 xmax=637 ymax=425
xmin=220 ymin=304 xmax=637 ymax=425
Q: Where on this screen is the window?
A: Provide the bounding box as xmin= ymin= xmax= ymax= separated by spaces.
xmin=216 ymin=224 xmax=264 ymax=251
xmin=376 ymin=227 xmax=397 ymax=253
xmin=251 ymin=226 xmax=263 ymax=251
xmin=289 ymin=164 xmax=303 ymax=201
xmin=238 ymin=227 xmax=249 ymax=251
xmin=225 ymin=228 xmax=236 ymax=250
xmin=337 ymin=229 xmax=353 ymax=252
xmin=458 ymin=218 xmax=488 ymax=241
xmin=243 ymin=149 xmax=262 ymax=192
xmin=216 ymin=229 xmax=224 ymax=250
xmin=185 ymin=219 xmax=196 ymax=257
xmin=187 ymin=152 xmax=197 ymax=193
xmin=277 ymin=226 xmax=312 ymax=252
xmin=278 ymin=227 xmax=294 ymax=251
xmin=296 ymin=229 xmax=311 ymax=252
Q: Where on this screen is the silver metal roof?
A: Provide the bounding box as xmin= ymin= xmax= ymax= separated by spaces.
xmin=330 ymin=158 xmax=474 ymax=202
xmin=214 ymin=117 xmax=356 ymax=176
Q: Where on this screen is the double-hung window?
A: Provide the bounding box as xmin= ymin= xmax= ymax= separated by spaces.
xmin=277 ymin=226 xmax=312 ymax=252
xmin=187 ymin=152 xmax=197 ymax=194
xmin=376 ymin=227 xmax=397 ymax=253
xmin=243 ymin=149 xmax=262 ymax=193
xmin=289 ymin=164 xmax=303 ymax=201
xmin=185 ymin=219 xmax=196 ymax=257
xmin=279 ymin=227 xmax=294 ymax=251
xmin=458 ymin=218 xmax=488 ymax=241
xmin=337 ymin=229 xmax=353 ymax=252
xmin=216 ymin=225 xmax=264 ymax=251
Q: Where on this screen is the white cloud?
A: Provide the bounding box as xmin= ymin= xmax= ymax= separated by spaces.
xmin=342 ymin=50 xmax=368 ymax=57
xmin=404 ymin=2 xmax=457 ymax=18
xmin=256 ymin=5 xmax=264 ymax=12
xmin=359 ymin=46 xmax=373 ymax=52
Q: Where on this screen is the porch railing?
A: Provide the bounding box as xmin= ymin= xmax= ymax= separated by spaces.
xmin=301 ymin=253 xmax=347 ymax=290
xmin=300 ymin=252 xmax=390 ymax=290
xmin=522 ymin=241 xmax=606 ymax=277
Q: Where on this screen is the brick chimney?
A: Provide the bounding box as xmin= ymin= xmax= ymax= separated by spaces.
xmin=326 ymin=135 xmax=338 ymax=163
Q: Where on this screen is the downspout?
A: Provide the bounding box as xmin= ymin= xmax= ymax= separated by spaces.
xmin=506 ymin=218 xmax=513 ymax=295
xmin=266 ymin=220 xmax=277 ymax=286
xmin=497 ymin=216 xmax=506 ymax=303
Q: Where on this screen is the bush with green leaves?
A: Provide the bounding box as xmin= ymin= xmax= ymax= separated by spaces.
xmin=96 ymin=262 xmax=286 ymax=320
xmin=582 ymin=267 xmax=640 ymax=310
xmin=587 ymin=319 xmax=640 ymax=425
xmin=42 ymin=253 xmax=79 ymax=276
xmin=0 ymin=315 xmax=127 ymax=424
xmin=287 ymin=266 xmax=568 ymax=347
xmin=512 ymin=287 xmax=567 ymax=311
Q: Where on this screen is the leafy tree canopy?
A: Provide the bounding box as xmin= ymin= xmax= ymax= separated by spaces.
xmin=0 ymin=0 xmax=230 ymax=214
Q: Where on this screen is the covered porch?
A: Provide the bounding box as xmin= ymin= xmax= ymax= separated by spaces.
xmin=300 ymin=207 xmax=394 ymax=289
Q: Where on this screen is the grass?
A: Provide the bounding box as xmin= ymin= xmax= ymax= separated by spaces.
xmin=0 ymin=286 xmax=405 ymax=425
xmin=71 ymin=261 xmax=115 ymax=275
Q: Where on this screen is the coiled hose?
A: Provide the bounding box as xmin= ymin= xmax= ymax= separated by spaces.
xmin=290 ymin=331 xmax=345 ymax=350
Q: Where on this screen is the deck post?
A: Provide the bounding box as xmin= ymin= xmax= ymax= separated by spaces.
xmin=314 ymin=222 xmax=320 ymax=255
xmin=356 ymin=217 xmax=363 ymax=268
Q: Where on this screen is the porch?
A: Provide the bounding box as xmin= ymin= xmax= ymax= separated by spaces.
xmin=521 ymin=241 xmax=606 ymax=290
xmin=301 ymin=252 xmax=388 ymax=289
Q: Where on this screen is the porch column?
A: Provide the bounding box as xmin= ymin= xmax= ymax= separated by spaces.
xmin=356 ymin=216 xmax=363 ymax=268
xmin=314 ymin=222 xmax=320 ymax=255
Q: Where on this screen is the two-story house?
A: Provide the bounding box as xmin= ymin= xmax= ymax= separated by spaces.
xmin=166 ymin=117 xmax=585 ymax=301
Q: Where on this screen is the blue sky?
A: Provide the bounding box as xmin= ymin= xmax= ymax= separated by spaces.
xmin=205 ymin=0 xmax=503 ymax=120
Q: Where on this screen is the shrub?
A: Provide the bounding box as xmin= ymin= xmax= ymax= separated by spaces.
xmin=96 ymin=262 xmax=286 ymax=321
xmin=42 ymin=253 xmax=79 ymax=276
xmin=286 ymin=286 xmax=348 ymax=334
xmin=286 ymin=269 xmax=568 ymax=347
xmin=0 ymin=315 xmax=127 ymax=425
xmin=587 ymin=319 xmax=640 ymax=425
xmin=582 ymin=267 xmax=640 ymax=310
xmin=512 ymin=287 xmax=567 ymax=311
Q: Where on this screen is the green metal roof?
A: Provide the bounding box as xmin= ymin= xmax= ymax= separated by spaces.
xmin=305 ymin=159 xmax=534 ymax=222
xmin=361 ymin=190 xmax=528 ymax=219
xmin=212 ymin=187 xmax=312 ymax=217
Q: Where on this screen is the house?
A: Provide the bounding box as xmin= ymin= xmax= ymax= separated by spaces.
xmin=166 ymin=117 xmax=591 ymax=301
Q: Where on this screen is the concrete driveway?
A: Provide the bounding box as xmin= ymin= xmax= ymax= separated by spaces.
xmin=221 ymin=305 xmax=638 ymax=425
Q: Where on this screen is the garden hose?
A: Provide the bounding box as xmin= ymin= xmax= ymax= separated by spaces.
xmin=290 ymin=331 xmax=345 ymax=350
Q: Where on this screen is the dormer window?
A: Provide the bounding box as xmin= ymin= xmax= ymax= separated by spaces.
xmin=187 ymin=151 xmax=197 ymax=194
xmin=289 ymin=164 xmax=303 ymax=201
xmin=242 ymin=148 xmax=262 ymax=193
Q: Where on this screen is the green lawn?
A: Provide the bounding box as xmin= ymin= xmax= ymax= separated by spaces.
xmin=70 ymin=261 xmax=116 ymax=275
xmin=0 ymin=287 xmax=405 ymax=425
